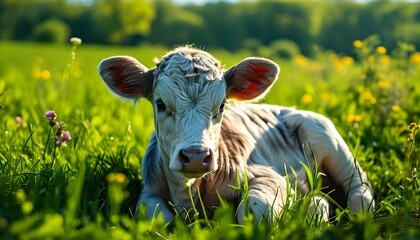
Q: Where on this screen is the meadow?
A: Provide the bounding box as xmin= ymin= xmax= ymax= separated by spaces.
xmin=0 ymin=37 xmax=419 ymax=239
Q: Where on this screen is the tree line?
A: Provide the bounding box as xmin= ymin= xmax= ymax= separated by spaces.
xmin=1 ymin=0 xmax=420 ymax=57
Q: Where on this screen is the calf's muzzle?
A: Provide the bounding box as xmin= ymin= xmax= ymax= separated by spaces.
xmin=179 ymin=147 xmax=213 ymax=174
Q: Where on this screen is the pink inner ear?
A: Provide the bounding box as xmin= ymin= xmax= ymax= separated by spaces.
xmin=226 ymin=57 xmax=279 ymax=101
xmin=254 ymin=66 xmax=269 ymax=74
xmin=245 ymin=83 xmax=259 ymax=95
xmin=229 ymin=83 xmax=260 ymax=100
xmin=239 ymin=65 xmax=271 ymax=97
xmin=108 ymin=65 xmax=132 ymax=96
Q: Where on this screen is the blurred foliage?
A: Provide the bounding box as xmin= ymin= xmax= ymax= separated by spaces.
xmin=1 ymin=0 xmax=420 ymax=56
xmin=269 ymin=39 xmax=301 ymax=59
xmin=31 ymin=18 xmax=70 ymax=43
xmin=87 ymin=0 xmax=155 ymax=44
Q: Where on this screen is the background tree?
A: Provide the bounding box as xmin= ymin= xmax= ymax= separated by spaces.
xmin=87 ymin=0 xmax=155 ymax=44
xmin=1 ymin=0 xmax=420 ymax=56
xmin=148 ymin=1 xmax=206 ymax=47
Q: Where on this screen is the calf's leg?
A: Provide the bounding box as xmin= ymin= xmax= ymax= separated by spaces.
xmin=236 ymin=165 xmax=292 ymax=224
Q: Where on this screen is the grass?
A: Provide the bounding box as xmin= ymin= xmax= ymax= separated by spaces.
xmin=0 ymin=36 xmax=419 ymax=239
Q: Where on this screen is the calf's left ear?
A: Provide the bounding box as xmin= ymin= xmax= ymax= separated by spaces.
xmin=98 ymin=56 xmax=154 ymax=101
xmin=224 ymin=57 xmax=279 ymax=102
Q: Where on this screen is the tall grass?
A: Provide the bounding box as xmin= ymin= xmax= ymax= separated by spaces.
xmin=0 ymin=37 xmax=419 ymax=239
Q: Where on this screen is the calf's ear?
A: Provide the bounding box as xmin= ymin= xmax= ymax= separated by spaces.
xmin=98 ymin=56 xmax=154 ymax=101
xmin=224 ymin=57 xmax=279 ymax=102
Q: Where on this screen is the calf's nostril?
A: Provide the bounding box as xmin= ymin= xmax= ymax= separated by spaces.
xmin=203 ymin=155 xmax=212 ymax=166
xmin=179 ymin=151 xmax=190 ymax=165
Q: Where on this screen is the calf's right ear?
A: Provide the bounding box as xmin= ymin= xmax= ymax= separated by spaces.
xmin=98 ymin=56 xmax=154 ymax=101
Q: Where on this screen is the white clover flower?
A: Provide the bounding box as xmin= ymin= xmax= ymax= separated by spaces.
xmin=70 ymin=37 xmax=82 ymax=46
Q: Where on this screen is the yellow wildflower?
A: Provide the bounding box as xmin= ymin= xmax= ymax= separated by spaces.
xmin=295 ymin=55 xmax=308 ymax=66
xmin=347 ymin=114 xmax=363 ymax=123
xmin=106 ymin=173 xmax=127 ymax=183
xmin=370 ymin=98 xmax=377 ymax=104
xmin=392 ymin=105 xmax=401 ymax=112
xmin=362 ymin=91 xmax=376 ymax=104
xmin=41 ymin=70 xmax=51 ymax=80
xmin=331 ymin=55 xmax=354 ymax=71
xmin=376 ymin=46 xmax=387 ymax=55
xmin=409 ymin=52 xmax=420 ymax=64
xmin=34 ymin=69 xmax=51 ymax=80
xmin=377 ymin=80 xmax=392 ymax=89
xmin=301 ymin=93 xmax=313 ymax=104
xmin=353 ymin=40 xmax=363 ymax=48
xmin=342 ymin=56 xmax=354 ymax=66
xmin=354 ymin=115 xmax=363 ymax=122
xmin=380 ymin=55 xmax=391 ymax=65
xmin=362 ymin=91 xmax=372 ymax=99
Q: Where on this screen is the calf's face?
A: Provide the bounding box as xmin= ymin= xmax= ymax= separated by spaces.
xmin=99 ymin=47 xmax=279 ymax=181
xmin=151 ymin=53 xmax=226 ymax=179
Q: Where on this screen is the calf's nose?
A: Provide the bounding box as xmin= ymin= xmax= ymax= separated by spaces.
xmin=180 ymin=147 xmax=212 ymax=172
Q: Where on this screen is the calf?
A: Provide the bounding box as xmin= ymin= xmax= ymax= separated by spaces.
xmin=99 ymin=46 xmax=374 ymax=223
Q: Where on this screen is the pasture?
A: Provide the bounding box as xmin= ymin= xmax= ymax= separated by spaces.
xmin=0 ymin=38 xmax=419 ymax=239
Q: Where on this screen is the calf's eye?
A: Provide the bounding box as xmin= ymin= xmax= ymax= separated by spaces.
xmin=156 ymin=99 xmax=166 ymax=112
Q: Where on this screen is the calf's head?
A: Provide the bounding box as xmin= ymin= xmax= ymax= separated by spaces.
xmin=99 ymin=47 xmax=279 ymax=180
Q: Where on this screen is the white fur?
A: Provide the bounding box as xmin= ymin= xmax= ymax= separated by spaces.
xmin=99 ymin=47 xmax=375 ymax=224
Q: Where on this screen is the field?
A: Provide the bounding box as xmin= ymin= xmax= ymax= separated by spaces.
xmin=0 ymin=38 xmax=419 ymax=239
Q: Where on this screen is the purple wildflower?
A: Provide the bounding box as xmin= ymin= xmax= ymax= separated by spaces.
xmin=44 ymin=110 xmax=72 ymax=147
xmin=55 ymin=138 xmax=63 ymax=146
xmin=55 ymin=131 xmax=72 ymax=146
xmin=62 ymin=131 xmax=71 ymax=141
xmin=45 ymin=110 xmax=57 ymax=122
